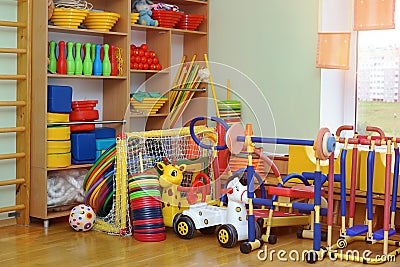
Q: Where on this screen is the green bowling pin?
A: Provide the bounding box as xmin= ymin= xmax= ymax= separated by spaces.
xmin=66 ymin=42 xmax=75 ymax=75
xmin=102 ymin=44 xmax=111 ymax=76
xmin=48 ymin=40 xmax=57 ymax=73
xmin=83 ymin=42 xmax=92 ymax=76
xmin=74 ymin=42 xmax=83 ymax=75
xmin=91 ymin=44 xmax=96 ymax=63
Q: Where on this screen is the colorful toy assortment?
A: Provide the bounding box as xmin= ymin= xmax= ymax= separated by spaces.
xmin=131 ymin=2 xmax=204 ymax=31
xmin=130 ymin=43 xmax=161 ymax=71
xmin=72 ymin=110 xmax=399 ymax=264
xmin=48 ymin=40 xmax=119 ymax=76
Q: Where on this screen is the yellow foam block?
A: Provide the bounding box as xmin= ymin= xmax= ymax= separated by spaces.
xmin=47 ymin=126 xmax=71 ymax=141
xmin=288 ymin=145 xmax=356 ymax=188
xmin=47 ymin=152 xmax=71 ymax=168
xmin=47 ymin=140 xmax=71 ymax=154
xmin=47 ymin=112 xmax=70 ymax=123
xmin=359 ymin=150 xmax=400 ymax=196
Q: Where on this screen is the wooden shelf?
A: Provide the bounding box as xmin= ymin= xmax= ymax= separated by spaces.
xmin=130 ymin=69 xmax=169 ymax=74
xmin=48 ymin=25 xmax=128 ymax=37
xmin=47 ymin=164 xmax=93 ymax=172
xmin=47 ymin=74 xmax=127 ymax=79
xmin=131 ymin=24 xmax=207 ymax=35
xmin=31 ymin=1 xmax=130 ymax=224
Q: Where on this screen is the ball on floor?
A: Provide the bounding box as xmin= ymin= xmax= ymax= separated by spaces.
xmin=69 ymin=204 xmax=96 ymax=232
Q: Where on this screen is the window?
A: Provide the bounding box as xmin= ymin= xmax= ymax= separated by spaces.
xmin=356 ymin=3 xmax=400 ymax=136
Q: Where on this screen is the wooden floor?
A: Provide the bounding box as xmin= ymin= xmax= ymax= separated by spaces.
xmin=0 ymin=220 xmax=399 ymax=267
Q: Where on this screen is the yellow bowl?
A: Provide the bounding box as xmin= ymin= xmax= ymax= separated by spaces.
xmin=51 ymin=15 xmax=87 ymax=20
xmin=84 ymin=22 xmax=115 ymax=27
xmin=85 ymin=18 xmax=118 ymax=23
xmin=87 ymin=11 xmax=120 ymax=19
xmin=51 ymin=18 xmax=84 ymax=23
xmin=131 ymin=12 xmax=140 ymax=17
xmin=52 ymin=23 xmax=81 ymax=28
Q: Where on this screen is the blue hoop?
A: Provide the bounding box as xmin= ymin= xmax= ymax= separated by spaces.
xmin=189 ymin=116 xmax=230 ymax=150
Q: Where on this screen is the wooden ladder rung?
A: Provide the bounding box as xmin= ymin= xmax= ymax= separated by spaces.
xmin=0 ymin=178 xmax=25 ymax=187
xmin=0 ymin=127 xmax=26 ymax=133
xmin=0 ymin=48 xmax=27 ymax=54
xmin=0 ymin=204 xmax=25 ymax=214
xmin=0 ymin=74 xmax=26 ymax=80
xmin=0 ymin=152 xmax=25 ymax=160
xmin=0 ymin=20 xmax=26 ymax=28
xmin=0 ymin=101 xmax=26 ymax=107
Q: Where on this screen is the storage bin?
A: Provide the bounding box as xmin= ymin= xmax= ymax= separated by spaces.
xmin=96 ymin=138 xmax=116 ymax=151
xmin=93 ymin=127 xmax=116 ymax=139
xmin=48 ymin=85 xmax=72 ymax=113
xmin=47 ymin=126 xmax=71 ymax=141
xmin=47 ymin=112 xmax=70 ymax=123
xmin=47 ymin=152 xmax=71 ymax=168
xmin=47 ymin=140 xmax=71 ymax=154
xmin=71 ymin=132 xmax=96 ymax=161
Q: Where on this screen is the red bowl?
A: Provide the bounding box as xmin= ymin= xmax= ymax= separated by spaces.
xmin=179 ymin=14 xmax=204 ymax=20
xmin=70 ymin=124 xmax=95 ymax=132
xmin=70 ymin=109 xmax=99 ymax=121
xmin=72 ymin=100 xmax=98 ymax=106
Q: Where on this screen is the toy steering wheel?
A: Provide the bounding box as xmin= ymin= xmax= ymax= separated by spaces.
xmin=190 ymin=116 xmax=230 ymax=150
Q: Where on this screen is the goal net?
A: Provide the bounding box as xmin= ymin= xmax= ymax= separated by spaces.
xmin=89 ymin=125 xmax=217 ymax=236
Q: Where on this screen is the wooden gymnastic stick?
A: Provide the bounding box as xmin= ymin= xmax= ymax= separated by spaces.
xmin=204 ymin=54 xmax=220 ymax=118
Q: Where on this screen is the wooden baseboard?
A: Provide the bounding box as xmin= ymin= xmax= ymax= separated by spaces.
xmin=0 ymin=218 xmax=16 ymax=227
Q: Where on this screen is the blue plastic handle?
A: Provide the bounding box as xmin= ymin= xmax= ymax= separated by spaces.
xmin=189 ymin=116 xmax=230 ymax=150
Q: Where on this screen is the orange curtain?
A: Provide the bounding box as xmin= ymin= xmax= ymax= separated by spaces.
xmin=354 ymin=0 xmax=396 ymax=30
xmin=316 ymin=32 xmax=351 ymax=70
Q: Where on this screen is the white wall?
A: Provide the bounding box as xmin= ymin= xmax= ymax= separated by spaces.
xmin=0 ymin=0 xmax=17 ymax=220
xmin=209 ymin=0 xmax=321 ymax=154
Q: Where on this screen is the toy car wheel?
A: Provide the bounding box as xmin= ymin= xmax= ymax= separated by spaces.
xmin=256 ymin=217 xmax=265 ymax=231
xmin=199 ymin=225 xmax=216 ymax=235
xmin=268 ymin=234 xmax=277 ymax=244
xmin=255 ymin=221 xmax=262 ymax=239
xmin=217 ymin=224 xmax=238 ymax=248
xmin=297 ymin=228 xmax=304 ymax=239
xmin=174 ymin=215 xmax=196 ymax=239
xmin=306 ymin=251 xmax=318 ymax=264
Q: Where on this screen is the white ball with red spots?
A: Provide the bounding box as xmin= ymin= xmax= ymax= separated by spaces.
xmin=69 ymin=204 xmax=96 ymax=232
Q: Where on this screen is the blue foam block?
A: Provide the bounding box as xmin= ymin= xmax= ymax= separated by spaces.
xmin=71 ymin=132 xmax=96 ymax=161
xmin=96 ymin=138 xmax=116 ymax=151
xmin=346 ymin=224 xmax=368 ymax=236
xmin=72 ymin=158 xmax=96 ymax=164
xmin=93 ymin=127 xmax=116 ymax=139
xmin=48 ymin=85 xmax=72 ymax=113
xmin=372 ymin=228 xmax=397 ymax=240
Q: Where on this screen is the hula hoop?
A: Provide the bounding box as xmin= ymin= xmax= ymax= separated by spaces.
xmin=99 ymin=189 xmax=115 ymax=216
xmin=84 ymin=145 xmax=116 ymax=188
xmin=85 ymin=157 xmax=115 ymax=192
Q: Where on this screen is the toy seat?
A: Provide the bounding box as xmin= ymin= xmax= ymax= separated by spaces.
xmin=268 ymin=185 xmax=325 ymax=199
xmin=372 ymin=228 xmax=397 ymax=240
xmin=346 ymin=224 xmax=368 ymax=236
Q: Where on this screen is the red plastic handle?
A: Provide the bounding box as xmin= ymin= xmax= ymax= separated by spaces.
xmin=335 ymin=125 xmax=353 ymax=137
xmin=366 ymin=126 xmax=385 ymax=139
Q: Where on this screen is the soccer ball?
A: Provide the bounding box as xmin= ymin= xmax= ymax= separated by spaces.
xmin=69 ymin=204 xmax=96 ymax=232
